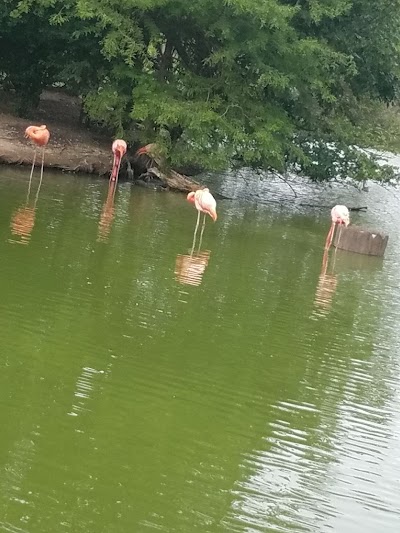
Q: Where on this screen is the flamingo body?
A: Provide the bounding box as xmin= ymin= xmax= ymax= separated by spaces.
xmin=187 ymin=188 xmax=217 ymax=254
xmin=24 ymin=125 xmax=50 ymax=193
xmin=25 ymin=125 xmax=50 ymax=147
xmin=325 ymin=204 xmax=350 ymax=251
xmin=110 ymin=139 xmax=127 ymax=182
xmin=331 ymin=205 xmax=350 ymax=226
xmin=135 ymin=143 xmax=163 ymax=168
xmin=187 ymin=188 xmax=217 ymax=222
xmin=135 ymin=143 xmax=156 ymax=156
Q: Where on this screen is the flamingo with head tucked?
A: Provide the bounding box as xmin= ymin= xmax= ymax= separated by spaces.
xmin=25 ymin=124 xmax=50 ymax=192
xmin=187 ymin=188 xmax=217 ymax=253
xmin=325 ymin=204 xmax=350 ymax=251
xmin=110 ymin=139 xmax=127 ymax=183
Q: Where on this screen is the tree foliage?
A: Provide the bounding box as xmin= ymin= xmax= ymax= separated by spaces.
xmin=1 ymin=0 xmax=400 ymax=183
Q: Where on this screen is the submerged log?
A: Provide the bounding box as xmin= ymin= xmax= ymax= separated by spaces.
xmin=333 ymin=226 xmax=389 ymax=257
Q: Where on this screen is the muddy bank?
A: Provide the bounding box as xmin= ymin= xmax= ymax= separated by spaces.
xmin=0 ymin=90 xmax=199 ymax=192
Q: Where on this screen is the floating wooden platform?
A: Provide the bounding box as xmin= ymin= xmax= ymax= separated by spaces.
xmin=333 ymin=226 xmax=389 ymax=257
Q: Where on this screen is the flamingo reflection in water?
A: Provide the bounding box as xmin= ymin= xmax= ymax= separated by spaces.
xmin=10 ymin=205 xmax=36 ymax=245
xmin=175 ymin=249 xmax=211 ymax=287
xmin=10 ymin=162 xmax=46 ymax=245
xmin=314 ymin=248 xmax=338 ymax=314
xmin=98 ymin=181 xmax=117 ymax=243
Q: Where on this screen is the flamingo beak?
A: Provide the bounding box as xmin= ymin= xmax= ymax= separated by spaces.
xmin=135 ymin=146 xmax=147 ymax=156
xmin=210 ymin=210 xmax=217 ymax=222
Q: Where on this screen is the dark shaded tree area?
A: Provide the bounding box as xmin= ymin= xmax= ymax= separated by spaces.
xmin=1 ymin=0 xmax=400 ymax=183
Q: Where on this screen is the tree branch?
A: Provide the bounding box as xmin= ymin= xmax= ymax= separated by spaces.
xmin=270 ymin=170 xmax=298 ymax=198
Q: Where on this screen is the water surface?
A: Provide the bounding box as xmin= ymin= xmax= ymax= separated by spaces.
xmin=0 ymin=166 xmax=399 ymax=532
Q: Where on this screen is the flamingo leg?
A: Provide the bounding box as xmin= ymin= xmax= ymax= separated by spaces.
xmin=190 ymin=210 xmax=201 ymax=256
xmin=27 ymin=148 xmax=37 ymax=202
xmin=35 ymin=147 xmax=45 ymax=206
xmin=336 ymin=224 xmax=343 ymax=250
xmin=324 ymin=222 xmax=336 ymax=251
xmin=198 ymin=214 xmax=206 ymax=252
xmin=40 ymin=147 xmax=45 ymax=181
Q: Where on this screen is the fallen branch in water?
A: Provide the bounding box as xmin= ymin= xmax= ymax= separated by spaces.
xmin=299 ymin=203 xmax=367 ymax=211
xmin=270 ymin=171 xmax=298 ymax=198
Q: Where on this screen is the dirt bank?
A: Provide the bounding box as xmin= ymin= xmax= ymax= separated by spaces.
xmin=0 ymin=89 xmax=199 ymax=192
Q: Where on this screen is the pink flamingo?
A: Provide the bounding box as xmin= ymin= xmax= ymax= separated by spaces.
xmin=187 ymin=188 xmax=217 ymax=253
xmin=135 ymin=143 xmax=157 ymax=157
xmin=110 ymin=139 xmax=127 ymax=183
xmin=25 ymin=124 xmax=50 ymax=194
xmin=135 ymin=143 xmax=162 ymax=168
xmin=325 ymin=205 xmax=350 ymax=251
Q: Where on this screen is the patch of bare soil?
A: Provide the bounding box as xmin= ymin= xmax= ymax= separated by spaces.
xmin=0 ymin=89 xmax=114 ymax=174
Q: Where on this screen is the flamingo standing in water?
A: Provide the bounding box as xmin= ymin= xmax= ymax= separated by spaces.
xmin=25 ymin=125 xmax=50 ymax=194
xmin=325 ymin=205 xmax=350 ymax=251
xmin=110 ymin=139 xmax=127 ymax=183
xmin=187 ymin=188 xmax=217 ymax=253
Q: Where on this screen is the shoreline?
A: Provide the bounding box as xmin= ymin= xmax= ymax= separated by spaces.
xmin=0 ymin=89 xmax=199 ymax=192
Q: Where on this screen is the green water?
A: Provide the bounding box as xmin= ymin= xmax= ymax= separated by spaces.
xmin=0 ymin=166 xmax=399 ymax=532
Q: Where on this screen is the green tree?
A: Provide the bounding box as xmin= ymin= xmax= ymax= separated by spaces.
xmin=1 ymin=0 xmax=399 ymax=183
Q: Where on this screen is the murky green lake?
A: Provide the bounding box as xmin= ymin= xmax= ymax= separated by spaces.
xmin=0 ymin=165 xmax=399 ymax=532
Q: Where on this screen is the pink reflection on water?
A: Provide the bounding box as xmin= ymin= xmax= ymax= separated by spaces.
xmin=98 ymin=182 xmax=117 ymax=243
xmin=10 ymin=206 xmax=36 ymax=245
xmin=175 ymin=250 xmax=211 ymax=286
xmin=9 ymin=167 xmax=44 ymax=245
xmin=314 ymin=249 xmax=338 ymax=314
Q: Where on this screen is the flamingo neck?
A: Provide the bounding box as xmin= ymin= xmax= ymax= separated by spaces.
xmin=110 ymin=153 xmax=122 ymax=182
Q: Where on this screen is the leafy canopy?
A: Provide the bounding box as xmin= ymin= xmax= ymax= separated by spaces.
xmin=1 ymin=0 xmax=400 ymax=183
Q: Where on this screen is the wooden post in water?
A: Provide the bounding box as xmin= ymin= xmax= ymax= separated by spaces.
xmin=333 ymin=226 xmax=389 ymax=256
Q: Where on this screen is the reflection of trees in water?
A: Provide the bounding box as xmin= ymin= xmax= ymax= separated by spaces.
xmin=3 ymin=185 xmax=396 ymax=531
xmin=207 ymin=212 xmax=394 ymax=532
xmin=40 ymin=182 xmax=177 ymax=338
